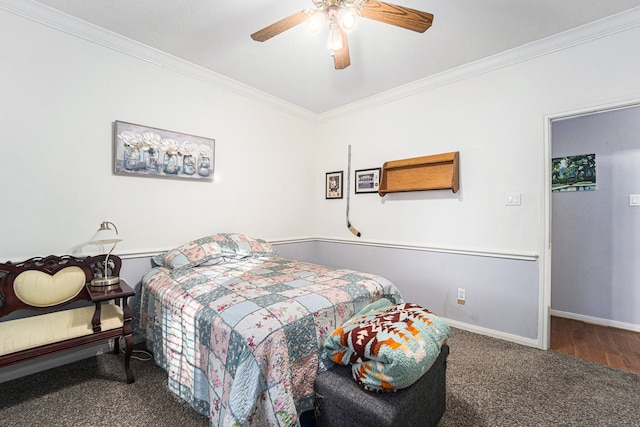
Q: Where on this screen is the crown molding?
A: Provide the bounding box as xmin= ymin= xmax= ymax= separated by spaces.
xmin=3 ymin=1 xmax=640 ymax=123
xmin=317 ymin=6 xmax=640 ymax=123
xmin=0 ymin=0 xmax=318 ymax=122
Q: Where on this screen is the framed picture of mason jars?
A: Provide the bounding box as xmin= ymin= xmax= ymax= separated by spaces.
xmin=113 ymin=120 xmax=215 ymax=181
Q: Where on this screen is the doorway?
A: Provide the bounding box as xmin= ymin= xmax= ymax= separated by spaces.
xmin=544 ymin=102 xmax=640 ymax=362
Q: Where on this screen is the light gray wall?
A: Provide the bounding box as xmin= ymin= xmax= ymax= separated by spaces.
xmin=118 ymin=241 xmax=539 ymax=341
xmin=0 ymin=242 xmax=537 ymax=383
xmin=277 ymin=240 xmax=539 ymax=340
xmin=551 ymin=106 xmax=640 ymax=327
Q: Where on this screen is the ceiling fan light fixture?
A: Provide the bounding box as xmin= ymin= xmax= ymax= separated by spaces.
xmin=250 ymin=0 xmax=434 ymax=69
xmin=326 ymin=23 xmax=343 ymax=51
xmin=306 ymin=10 xmax=327 ymax=35
xmin=338 ymin=7 xmax=358 ymax=32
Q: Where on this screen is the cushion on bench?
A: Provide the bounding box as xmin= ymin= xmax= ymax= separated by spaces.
xmin=0 ymin=304 xmax=124 ymax=356
xmin=13 ymin=266 xmax=86 ymax=307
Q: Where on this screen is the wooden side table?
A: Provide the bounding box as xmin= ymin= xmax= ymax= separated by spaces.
xmin=86 ymin=280 xmax=136 ymax=383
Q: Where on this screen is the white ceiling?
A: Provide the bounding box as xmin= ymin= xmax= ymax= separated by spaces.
xmin=27 ymin=0 xmax=640 ymax=113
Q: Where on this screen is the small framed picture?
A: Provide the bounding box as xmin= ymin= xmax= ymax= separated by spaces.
xmin=355 ymin=168 xmax=381 ymax=194
xmin=326 ymin=171 xmax=343 ymax=199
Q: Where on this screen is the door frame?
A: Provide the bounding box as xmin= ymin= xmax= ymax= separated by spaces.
xmin=540 ymin=96 xmax=640 ymax=350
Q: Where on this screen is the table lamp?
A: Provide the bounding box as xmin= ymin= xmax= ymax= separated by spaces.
xmin=88 ymin=221 xmax=122 ymax=287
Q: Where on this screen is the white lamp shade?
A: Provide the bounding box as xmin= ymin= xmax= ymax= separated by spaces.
xmin=88 ymin=221 xmax=122 ymax=288
xmin=88 ymin=222 xmax=122 ymax=245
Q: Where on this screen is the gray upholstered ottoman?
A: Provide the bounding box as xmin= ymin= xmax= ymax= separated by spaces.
xmin=314 ymin=344 xmax=449 ymax=427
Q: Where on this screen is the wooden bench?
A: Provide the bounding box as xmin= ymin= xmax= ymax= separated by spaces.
xmin=0 ymin=255 xmax=135 ymax=383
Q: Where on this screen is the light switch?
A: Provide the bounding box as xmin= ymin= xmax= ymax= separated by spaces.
xmin=630 ymin=194 xmax=640 ymax=207
xmin=506 ymin=192 xmax=521 ymax=206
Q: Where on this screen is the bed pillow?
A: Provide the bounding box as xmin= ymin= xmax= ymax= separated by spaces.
xmin=211 ymin=233 xmax=277 ymax=258
xmin=153 ymin=233 xmax=277 ymax=269
xmin=153 ymin=238 xmax=224 ymax=269
xmin=324 ymin=298 xmax=450 ymax=392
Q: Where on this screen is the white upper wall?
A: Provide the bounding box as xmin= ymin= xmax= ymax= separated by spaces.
xmin=2 ymin=3 xmax=640 ymax=266
xmin=315 ymin=21 xmax=640 ymax=258
xmin=0 ymin=8 xmax=318 ymax=260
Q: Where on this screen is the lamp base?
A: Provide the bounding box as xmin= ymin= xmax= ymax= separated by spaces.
xmin=91 ymin=276 xmax=120 ymax=289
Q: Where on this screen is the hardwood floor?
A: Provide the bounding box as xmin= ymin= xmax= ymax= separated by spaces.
xmin=551 ymin=316 xmax=640 ymax=375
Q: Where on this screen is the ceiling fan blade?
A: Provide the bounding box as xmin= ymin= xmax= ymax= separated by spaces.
xmin=251 ymin=10 xmax=310 ymax=42
xmin=361 ymin=0 xmax=433 ymax=33
xmin=333 ymin=30 xmax=351 ymax=70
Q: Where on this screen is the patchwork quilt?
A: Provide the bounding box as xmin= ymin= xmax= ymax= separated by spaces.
xmin=134 ymin=254 xmax=402 ymax=426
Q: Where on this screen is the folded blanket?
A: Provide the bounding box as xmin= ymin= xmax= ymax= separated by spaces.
xmin=324 ymin=298 xmax=450 ymax=392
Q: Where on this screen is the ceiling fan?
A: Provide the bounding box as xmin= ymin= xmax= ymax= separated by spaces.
xmin=251 ymin=0 xmax=433 ymax=70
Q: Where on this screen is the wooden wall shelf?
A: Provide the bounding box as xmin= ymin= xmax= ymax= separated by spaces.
xmin=378 ymin=151 xmax=459 ymax=196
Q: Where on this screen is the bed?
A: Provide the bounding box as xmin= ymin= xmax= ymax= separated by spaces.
xmin=134 ymin=233 xmax=405 ymax=426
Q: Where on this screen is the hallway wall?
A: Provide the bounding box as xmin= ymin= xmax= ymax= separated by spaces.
xmin=551 ymin=105 xmax=640 ymax=330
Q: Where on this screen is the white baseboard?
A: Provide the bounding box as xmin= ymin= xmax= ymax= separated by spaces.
xmin=551 ymin=309 xmax=640 ymax=333
xmin=443 ymin=317 xmax=541 ymax=349
xmin=17 ymin=314 xmax=628 ymax=384
xmin=0 ymin=342 xmax=112 ymax=383
xmin=0 ymin=334 xmax=146 ymax=383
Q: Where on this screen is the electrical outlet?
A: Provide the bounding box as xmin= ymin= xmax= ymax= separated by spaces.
xmin=457 ymin=288 xmax=466 ymax=305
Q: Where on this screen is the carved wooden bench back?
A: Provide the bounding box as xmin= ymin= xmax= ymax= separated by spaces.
xmin=0 ymin=255 xmax=122 ymax=317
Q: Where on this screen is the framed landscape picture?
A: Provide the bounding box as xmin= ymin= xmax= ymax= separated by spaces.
xmin=551 ymin=153 xmax=596 ymax=192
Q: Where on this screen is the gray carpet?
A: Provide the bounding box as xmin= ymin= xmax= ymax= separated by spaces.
xmin=1 ymin=328 xmax=638 ymax=426
xmin=439 ymin=329 xmax=640 ymax=426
